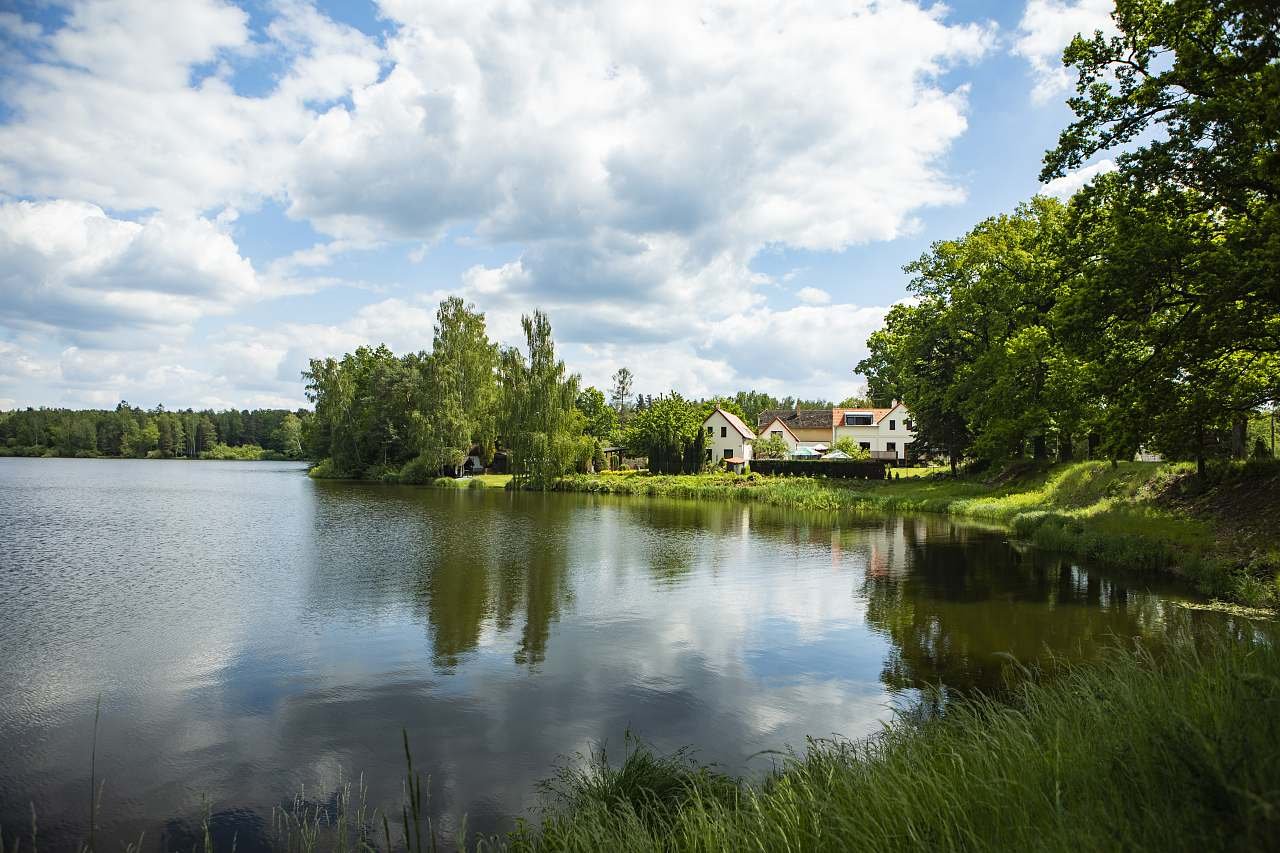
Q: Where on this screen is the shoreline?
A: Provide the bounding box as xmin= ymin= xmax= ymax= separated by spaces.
xmin=536 ymin=462 xmax=1280 ymax=610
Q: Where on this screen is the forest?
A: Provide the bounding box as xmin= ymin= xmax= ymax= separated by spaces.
xmin=0 ymin=403 xmax=307 ymax=460
xmin=857 ymin=1 xmax=1278 ymax=476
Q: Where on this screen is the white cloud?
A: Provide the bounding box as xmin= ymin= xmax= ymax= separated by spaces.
xmin=0 ymin=0 xmax=381 ymax=213
xmin=1039 ymin=158 xmax=1116 ymax=199
xmin=0 ymin=200 xmax=263 ymax=340
xmin=1013 ymin=0 xmax=1116 ymax=103
xmin=0 ymin=0 xmax=1001 ymax=407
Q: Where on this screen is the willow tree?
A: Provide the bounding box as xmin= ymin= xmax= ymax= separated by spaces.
xmin=499 ymin=311 xmax=582 ymax=489
xmin=416 ymin=297 xmax=499 ymax=474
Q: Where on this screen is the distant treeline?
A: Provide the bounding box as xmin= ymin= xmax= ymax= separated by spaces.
xmin=0 ymin=403 xmax=308 ymax=460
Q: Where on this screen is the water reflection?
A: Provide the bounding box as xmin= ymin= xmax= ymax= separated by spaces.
xmin=0 ymin=459 xmax=1264 ymax=852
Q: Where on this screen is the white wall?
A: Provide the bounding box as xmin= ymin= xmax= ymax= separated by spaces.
xmin=832 ymin=404 xmax=916 ymax=459
xmin=704 ymin=409 xmax=753 ymax=463
xmin=759 ymin=418 xmax=799 ymax=451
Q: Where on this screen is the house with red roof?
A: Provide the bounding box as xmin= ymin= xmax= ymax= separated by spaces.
xmin=702 ymin=406 xmax=755 ymax=472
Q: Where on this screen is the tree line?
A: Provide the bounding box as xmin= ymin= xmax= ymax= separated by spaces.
xmin=0 ymin=403 xmax=307 ymax=459
xmin=303 ymin=297 xmax=875 ymax=484
xmin=857 ymin=0 xmax=1279 ymax=476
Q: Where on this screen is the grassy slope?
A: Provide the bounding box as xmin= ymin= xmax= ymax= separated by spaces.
xmin=552 ymin=461 xmax=1280 ymax=607
xmin=502 ymin=637 xmax=1280 ymax=852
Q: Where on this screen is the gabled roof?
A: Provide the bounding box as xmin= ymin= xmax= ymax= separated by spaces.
xmin=757 ymin=416 xmax=800 ymax=442
xmin=756 ymin=408 xmax=833 ymax=431
xmin=707 ymin=406 xmax=756 ymax=440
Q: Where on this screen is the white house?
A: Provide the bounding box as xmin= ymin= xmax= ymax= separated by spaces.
xmin=757 ymin=415 xmax=802 ymax=452
xmin=703 ymin=406 xmax=755 ymax=472
xmin=831 ymin=401 xmax=916 ymax=461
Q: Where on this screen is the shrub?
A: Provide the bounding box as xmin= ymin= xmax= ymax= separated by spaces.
xmin=307 ymin=458 xmax=345 ymax=479
xmin=398 ymin=453 xmax=437 ymax=484
xmin=467 ymin=477 xmax=487 ymax=490
xmin=433 ymin=476 xmax=457 ymax=488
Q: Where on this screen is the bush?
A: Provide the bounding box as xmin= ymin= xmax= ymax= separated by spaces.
xmin=199 ymin=443 xmax=268 ymax=461
xmin=398 ymin=453 xmax=437 ymax=484
xmin=433 ymin=476 xmax=457 ymax=488
xmin=307 ymin=458 xmax=347 ymax=479
xmin=467 ymin=477 xmax=487 ymax=490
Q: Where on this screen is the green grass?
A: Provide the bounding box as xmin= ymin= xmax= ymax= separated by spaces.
xmin=501 ymin=635 xmax=1280 ymax=852
xmin=551 ymin=461 xmax=1280 ymax=607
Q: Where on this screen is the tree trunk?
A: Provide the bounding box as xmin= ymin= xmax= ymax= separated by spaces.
xmin=1058 ymin=432 xmax=1073 ymax=462
xmin=949 ymin=445 xmax=958 ymax=476
xmin=1032 ymin=434 xmax=1047 ymax=460
xmin=1231 ymin=414 xmax=1247 ymax=459
xmin=1196 ymin=421 xmax=1207 ymax=483
xmin=1087 ymin=432 xmax=1100 ymax=459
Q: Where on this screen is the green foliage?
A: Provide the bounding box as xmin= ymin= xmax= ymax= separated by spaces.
xmin=621 ymin=394 xmax=706 ymax=474
xmin=198 ymin=443 xmax=273 ymax=461
xmin=575 ymin=386 xmax=619 ymax=442
xmin=306 ymin=458 xmax=344 ymax=479
xmin=507 ymin=636 xmax=1280 ymax=851
xmin=397 ymin=453 xmax=437 ymax=485
xmin=0 ymin=403 xmax=308 ymax=460
xmin=752 ymin=434 xmax=790 ymax=460
xmin=830 ymin=437 xmax=870 ymax=460
xmin=498 ymin=311 xmax=584 ymax=489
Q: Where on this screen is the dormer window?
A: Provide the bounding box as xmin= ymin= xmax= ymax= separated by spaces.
xmin=844 ymin=412 xmax=873 ymax=426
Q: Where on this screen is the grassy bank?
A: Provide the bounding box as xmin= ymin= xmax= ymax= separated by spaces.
xmin=550 ymin=461 xmax=1280 ymax=607
xmin=504 ymin=635 xmax=1279 ymax=852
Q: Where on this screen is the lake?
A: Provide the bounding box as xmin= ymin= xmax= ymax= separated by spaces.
xmin=0 ymin=458 xmax=1240 ymax=849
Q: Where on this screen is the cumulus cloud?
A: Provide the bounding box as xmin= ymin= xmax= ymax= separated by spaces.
xmin=1013 ymin=0 xmax=1117 ymax=103
xmin=0 ymin=0 xmax=381 ymax=212
xmin=1039 ymin=158 xmax=1116 ymax=199
xmin=0 ymin=200 xmax=262 ymax=339
xmin=0 ymin=0 xmax=1001 ymax=406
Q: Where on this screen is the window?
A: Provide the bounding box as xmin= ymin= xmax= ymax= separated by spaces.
xmin=723 ymin=448 xmax=733 ymax=459
xmin=844 ymin=413 xmax=873 ymax=426
xmin=705 ymin=448 xmax=712 ymax=461
xmin=886 ymin=442 xmax=896 ymax=452
xmin=905 ymin=419 xmax=914 ymax=431
xmin=889 ymin=419 xmax=896 ymax=431
xmin=771 ymin=430 xmax=782 ymax=439
xmin=706 ymin=426 xmax=713 ymax=435
xmin=721 ymin=426 xmax=727 ymax=438
xmin=859 ymin=442 xmax=870 ymax=450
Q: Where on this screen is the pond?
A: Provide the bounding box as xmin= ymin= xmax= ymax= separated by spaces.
xmin=0 ymin=458 xmax=1246 ymax=849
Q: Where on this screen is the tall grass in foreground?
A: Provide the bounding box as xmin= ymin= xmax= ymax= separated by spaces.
xmin=505 ymin=636 xmax=1280 ymax=852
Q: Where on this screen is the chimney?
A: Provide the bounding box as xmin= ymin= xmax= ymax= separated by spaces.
xmin=892 ymin=398 xmax=900 ymax=408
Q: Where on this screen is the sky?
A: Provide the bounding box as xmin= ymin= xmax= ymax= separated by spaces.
xmin=0 ymin=0 xmax=1119 ymax=411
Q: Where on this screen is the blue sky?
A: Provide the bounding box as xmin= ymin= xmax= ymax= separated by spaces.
xmin=0 ymin=0 xmax=1117 ymax=410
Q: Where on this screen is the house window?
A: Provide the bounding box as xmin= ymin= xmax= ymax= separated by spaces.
xmin=886 ymin=442 xmax=896 ymax=452
xmin=705 ymin=448 xmax=712 ymax=461
xmin=771 ymin=430 xmax=782 ymax=439
xmin=859 ymin=442 xmax=870 ymax=451
xmin=844 ymin=413 xmax=873 ymax=426
xmin=721 ymin=426 xmax=727 ymax=438
xmin=905 ymin=419 xmax=914 ymax=431
xmin=723 ymin=448 xmax=733 ymax=459
xmin=889 ymin=420 xmax=896 ymax=431
xmin=706 ymin=426 xmax=713 ymax=436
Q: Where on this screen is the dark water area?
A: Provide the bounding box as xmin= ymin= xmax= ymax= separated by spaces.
xmin=0 ymin=458 xmax=1258 ymax=849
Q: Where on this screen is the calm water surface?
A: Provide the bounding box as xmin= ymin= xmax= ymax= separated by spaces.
xmin=0 ymin=458 xmax=1243 ymax=849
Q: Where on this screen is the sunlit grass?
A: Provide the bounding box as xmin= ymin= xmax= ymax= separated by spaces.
xmin=503 ymin=635 xmax=1280 ymax=853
